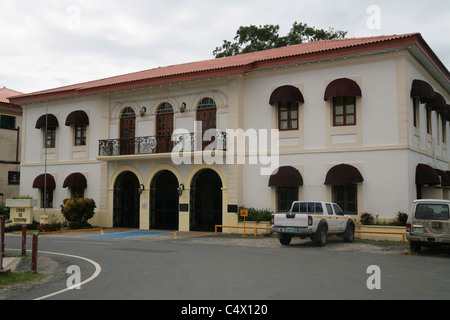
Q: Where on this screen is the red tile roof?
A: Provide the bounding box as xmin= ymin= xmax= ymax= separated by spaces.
xmin=0 ymin=87 xmax=23 ymax=110
xmin=8 ymin=33 xmax=449 ymax=103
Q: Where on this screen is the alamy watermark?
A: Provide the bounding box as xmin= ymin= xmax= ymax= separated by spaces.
xmin=171 ymin=122 xmax=279 ymax=176
xmin=67 ymin=265 xmax=81 ymax=290
xmin=67 ymin=5 xmax=82 ymax=31
xmin=366 ymin=265 xmax=381 ymax=290
xmin=366 ymin=5 xmax=381 ymax=30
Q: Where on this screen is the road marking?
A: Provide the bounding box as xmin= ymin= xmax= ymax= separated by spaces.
xmin=85 ymin=231 xmax=169 ymax=239
xmin=7 ymin=248 xmax=102 ymax=300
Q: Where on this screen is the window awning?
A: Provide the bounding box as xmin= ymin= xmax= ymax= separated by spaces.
xmin=324 ymin=78 xmax=362 ymax=101
xmin=410 ymin=79 xmax=435 ymax=103
xmin=63 ymin=173 xmax=87 ymax=188
xmin=436 ymin=169 xmax=450 ymax=187
xmin=269 ymin=85 xmax=304 ymax=105
xmin=32 ymin=173 xmax=56 ymax=189
xmin=35 ymin=114 xmax=59 ymax=129
xmin=416 ymin=164 xmax=441 ymax=185
xmin=268 ymin=166 xmax=303 ymax=186
xmin=428 ymin=91 xmax=447 ymax=112
xmin=324 ymin=164 xmax=364 ymax=185
xmin=65 ymin=110 xmax=89 ymax=126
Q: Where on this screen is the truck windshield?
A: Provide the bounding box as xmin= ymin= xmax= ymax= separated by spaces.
xmin=415 ymin=203 xmax=449 ymax=220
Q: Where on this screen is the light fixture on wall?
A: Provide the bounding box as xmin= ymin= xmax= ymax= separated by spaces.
xmin=140 ymin=107 xmax=147 ymax=117
xmin=138 ymin=184 xmax=145 ymax=195
xmin=178 ymin=183 xmax=185 ymax=196
xmin=180 ymin=102 xmax=186 ymax=113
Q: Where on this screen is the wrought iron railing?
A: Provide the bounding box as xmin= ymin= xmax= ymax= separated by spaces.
xmin=98 ymin=132 xmax=227 ymax=157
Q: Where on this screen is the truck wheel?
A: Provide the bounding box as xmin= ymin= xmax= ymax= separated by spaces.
xmin=314 ymin=225 xmax=327 ymax=247
xmin=279 ymin=234 xmax=292 ymax=246
xmin=343 ymin=223 xmax=355 ymax=243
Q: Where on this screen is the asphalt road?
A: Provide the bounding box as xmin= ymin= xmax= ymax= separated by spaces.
xmin=2 ymin=229 xmax=450 ymax=304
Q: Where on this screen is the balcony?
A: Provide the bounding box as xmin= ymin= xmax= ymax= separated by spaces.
xmin=98 ymin=132 xmax=227 ymax=157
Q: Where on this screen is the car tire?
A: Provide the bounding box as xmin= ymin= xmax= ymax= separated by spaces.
xmin=410 ymin=241 xmax=421 ymax=253
xmin=344 ymin=223 xmax=355 ymax=243
xmin=279 ymin=234 xmax=292 ymax=246
xmin=315 ymin=225 xmax=328 ymax=247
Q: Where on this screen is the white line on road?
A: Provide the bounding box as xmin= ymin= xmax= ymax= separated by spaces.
xmin=7 ymin=248 xmax=102 ymax=300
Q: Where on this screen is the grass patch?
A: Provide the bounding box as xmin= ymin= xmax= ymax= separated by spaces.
xmin=0 ymin=271 xmax=48 ymax=289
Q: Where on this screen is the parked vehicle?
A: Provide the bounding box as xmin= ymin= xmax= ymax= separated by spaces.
xmin=271 ymin=201 xmax=355 ymax=246
xmin=406 ymin=199 xmax=450 ymax=253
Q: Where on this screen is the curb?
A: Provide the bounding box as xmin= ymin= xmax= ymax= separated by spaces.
xmin=38 ymin=228 xmax=103 ymax=235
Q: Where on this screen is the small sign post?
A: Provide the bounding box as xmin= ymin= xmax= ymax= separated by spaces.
xmin=240 ymin=209 xmax=248 ymax=237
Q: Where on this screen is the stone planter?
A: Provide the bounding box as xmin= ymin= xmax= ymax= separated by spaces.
xmin=5 ymin=199 xmax=37 ymax=224
xmin=356 ymin=225 xmax=406 ymax=242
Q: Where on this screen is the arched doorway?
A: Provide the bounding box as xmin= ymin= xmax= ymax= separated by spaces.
xmin=150 ymin=170 xmax=179 ymax=230
xmin=190 ymin=169 xmax=222 ymax=231
xmin=113 ymin=171 xmax=140 ymax=228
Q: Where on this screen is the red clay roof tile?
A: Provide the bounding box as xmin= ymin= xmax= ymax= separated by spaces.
xmin=10 ymin=33 xmax=447 ymax=103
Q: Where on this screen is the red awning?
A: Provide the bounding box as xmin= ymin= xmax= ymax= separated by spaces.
xmin=32 ymin=174 xmax=56 ymax=189
xmin=416 ymin=164 xmax=441 ymax=185
xmin=63 ymin=173 xmax=87 ymax=188
xmin=35 ymin=114 xmax=59 ymax=129
xmin=268 ymin=166 xmax=303 ymax=186
xmin=269 ymin=85 xmax=304 ymax=105
xmin=324 ymin=78 xmax=362 ymax=101
xmin=324 ymin=164 xmax=364 ymax=185
xmin=410 ymin=79 xmax=435 ymax=103
xmin=65 ymin=110 xmax=89 ymax=126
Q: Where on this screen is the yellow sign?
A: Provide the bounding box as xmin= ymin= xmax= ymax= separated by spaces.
xmin=240 ymin=209 xmax=248 ymax=217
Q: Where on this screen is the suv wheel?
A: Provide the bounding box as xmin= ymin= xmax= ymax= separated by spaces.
xmin=410 ymin=241 xmax=421 ymax=253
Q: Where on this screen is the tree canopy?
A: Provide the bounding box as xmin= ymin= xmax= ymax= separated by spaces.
xmin=213 ymin=22 xmax=347 ymax=58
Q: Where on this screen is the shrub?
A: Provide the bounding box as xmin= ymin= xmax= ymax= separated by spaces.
xmin=238 ymin=206 xmax=273 ymax=222
xmin=5 ymin=221 xmax=39 ymax=233
xmin=60 ymin=198 xmax=96 ymax=229
xmin=360 ymin=212 xmax=375 ymax=225
xmin=394 ymin=212 xmax=408 ymax=226
xmin=39 ymin=222 xmax=62 ymax=232
xmin=0 ymin=203 xmax=9 ymax=219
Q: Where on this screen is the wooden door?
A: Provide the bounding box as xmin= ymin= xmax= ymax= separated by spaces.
xmin=197 ymin=108 xmax=216 ymax=150
xmin=120 ymin=107 xmax=136 ymax=155
xmin=156 ymin=111 xmax=173 ymax=153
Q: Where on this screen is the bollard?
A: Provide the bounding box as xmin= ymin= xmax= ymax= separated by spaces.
xmin=31 ymin=233 xmax=38 ymax=273
xmin=1 ymin=215 xmax=5 ymax=259
xmin=22 ymin=225 xmax=27 ymax=256
xmin=0 ymin=215 xmax=10 ymax=274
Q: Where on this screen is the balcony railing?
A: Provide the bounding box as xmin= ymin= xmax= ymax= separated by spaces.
xmin=98 ymin=132 xmax=227 ymax=157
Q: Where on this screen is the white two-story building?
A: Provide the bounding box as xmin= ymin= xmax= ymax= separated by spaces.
xmin=8 ymin=33 xmax=450 ymax=231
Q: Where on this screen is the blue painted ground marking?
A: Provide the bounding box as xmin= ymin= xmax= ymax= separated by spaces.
xmin=86 ymin=231 xmax=169 ymax=240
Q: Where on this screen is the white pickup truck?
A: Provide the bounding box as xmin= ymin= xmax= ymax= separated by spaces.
xmin=271 ymin=201 xmax=355 ymax=246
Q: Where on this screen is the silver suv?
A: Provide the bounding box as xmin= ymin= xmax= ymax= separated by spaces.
xmin=406 ymin=199 xmax=450 ymax=253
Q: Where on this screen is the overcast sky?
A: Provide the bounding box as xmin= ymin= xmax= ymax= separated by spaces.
xmin=1 ymin=0 xmax=449 ymax=94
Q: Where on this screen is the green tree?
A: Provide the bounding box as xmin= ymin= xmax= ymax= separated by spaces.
xmin=213 ymin=22 xmax=347 ymax=58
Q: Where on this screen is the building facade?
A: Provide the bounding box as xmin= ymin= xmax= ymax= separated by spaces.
xmin=9 ymin=33 xmax=450 ymax=231
xmin=0 ymin=87 xmax=22 ymax=202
